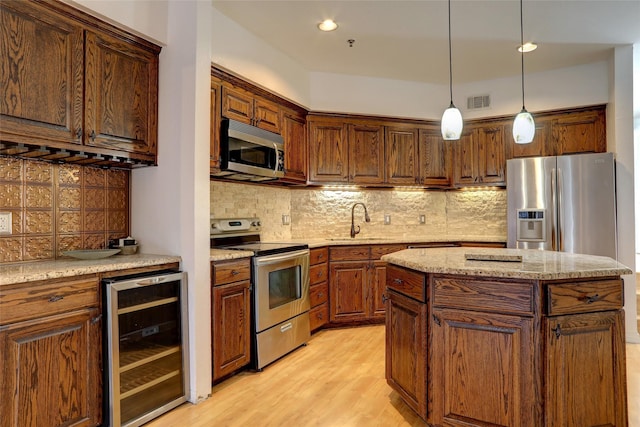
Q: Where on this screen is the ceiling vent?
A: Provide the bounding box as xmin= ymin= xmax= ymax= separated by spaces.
xmin=466 ymin=94 xmax=491 ymax=110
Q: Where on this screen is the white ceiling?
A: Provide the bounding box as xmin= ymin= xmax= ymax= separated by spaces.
xmin=211 ymin=0 xmax=640 ymax=85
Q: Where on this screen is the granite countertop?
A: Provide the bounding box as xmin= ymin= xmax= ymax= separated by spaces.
xmin=0 ymin=254 xmax=182 ymax=286
xmin=210 ymin=249 xmax=254 ymax=262
xmin=381 ymin=247 xmax=632 ymax=280
xmin=266 ymin=236 xmax=506 ymax=249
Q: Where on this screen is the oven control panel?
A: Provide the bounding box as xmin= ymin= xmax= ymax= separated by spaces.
xmin=211 ymin=217 xmax=261 ymax=236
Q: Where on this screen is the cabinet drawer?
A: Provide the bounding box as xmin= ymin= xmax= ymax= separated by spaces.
xmin=386 ymin=265 xmax=426 ymax=302
xmin=310 ymin=247 xmax=328 ymax=265
xmin=371 ymin=244 xmax=406 ymax=259
xmin=433 ymin=277 xmax=535 ymax=315
xmin=546 ymin=279 xmax=623 ymax=315
xmin=310 ymin=282 xmax=328 ymax=307
xmin=330 ymin=246 xmax=371 ymax=261
xmin=0 ymin=278 xmax=99 ymax=325
xmin=310 ymin=302 xmax=329 ymax=331
xmin=310 ymin=263 xmax=328 ymax=285
xmin=213 ymin=259 xmax=251 ymax=286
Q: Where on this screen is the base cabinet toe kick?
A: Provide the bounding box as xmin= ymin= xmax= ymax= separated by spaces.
xmin=384 ymin=254 xmax=629 ymax=427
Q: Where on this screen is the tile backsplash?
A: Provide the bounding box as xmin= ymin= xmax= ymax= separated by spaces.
xmin=211 ymin=181 xmax=507 ymax=241
xmin=0 ymin=157 xmax=130 ymax=263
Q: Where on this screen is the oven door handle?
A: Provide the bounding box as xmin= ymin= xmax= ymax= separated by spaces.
xmin=253 ymin=249 xmax=309 ymax=266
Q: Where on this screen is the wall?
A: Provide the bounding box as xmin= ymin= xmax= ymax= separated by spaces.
xmin=0 ymin=157 xmax=129 ymax=263
xmin=210 ymin=181 xmax=506 ymax=241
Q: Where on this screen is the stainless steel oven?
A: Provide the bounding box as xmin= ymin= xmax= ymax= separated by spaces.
xmin=211 ymin=217 xmax=311 ymax=370
xmin=252 ymin=248 xmax=310 ymax=369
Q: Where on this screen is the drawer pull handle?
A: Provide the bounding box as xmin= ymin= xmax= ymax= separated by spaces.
xmin=91 ymin=314 xmax=102 ymax=324
xmin=231 ymin=270 xmax=239 ymax=276
xmin=585 ymin=294 xmax=601 ymax=304
xmin=317 ymin=271 xmax=323 ymax=277
xmin=49 ymin=295 xmax=64 ymax=303
xmin=382 ymin=294 xmax=388 ymax=303
xmin=393 ymin=278 xmax=403 ymax=285
xmin=318 ymin=292 xmax=324 ymax=298
xmin=552 ymin=324 xmax=562 ymax=339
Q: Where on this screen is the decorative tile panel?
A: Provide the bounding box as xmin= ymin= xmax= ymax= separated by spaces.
xmin=0 ymin=184 xmax=22 ymax=207
xmin=24 ymin=237 xmax=53 ymax=260
xmin=84 ymin=167 xmax=106 ymax=187
xmin=25 ymin=185 xmax=52 ymax=208
xmin=85 ymin=188 xmax=106 ymax=209
xmin=25 ymin=161 xmax=52 ymax=183
xmin=58 ymin=164 xmax=81 ymax=185
xmin=0 ymin=237 xmax=23 ymax=263
xmin=25 ymin=211 xmax=53 ymax=234
xmin=0 ymin=157 xmax=23 ymax=181
xmin=57 ymin=187 xmax=81 ymax=209
xmin=58 ymin=211 xmax=82 ymax=233
xmin=0 ymin=158 xmax=129 ymax=264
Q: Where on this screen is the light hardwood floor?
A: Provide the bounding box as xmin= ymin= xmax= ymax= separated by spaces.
xmin=148 ymin=325 xmax=640 ymax=427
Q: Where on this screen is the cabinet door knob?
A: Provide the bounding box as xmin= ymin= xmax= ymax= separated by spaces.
xmin=76 ymin=128 xmax=82 ymax=139
xmin=90 ymin=130 xmax=96 ymax=141
xmin=393 ymin=278 xmax=403 ymax=285
xmin=432 ymin=314 xmax=441 ymax=326
xmin=382 ymin=294 xmax=388 ymax=303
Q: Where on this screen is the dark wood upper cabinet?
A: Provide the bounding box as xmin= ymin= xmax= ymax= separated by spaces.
xmin=452 ymin=128 xmax=479 ymax=186
xmin=386 ymin=126 xmax=420 ymax=185
xmin=221 ymin=84 xmax=281 ymax=134
xmin=0 ymin=1 xmax=84 ymax=146
xmin=476 ymin=124 xmax=505 ymax=184
xmin=0 ymin=0 xmax=161 ymax=167
xmin=210 ymin=76 xmax=222 ymax=171
xmin=348 ymin=123 xmax=385 ymax=184
xmin=84 ymin=31 xmax=158 ymax=156
xmin=281 ymin=109 xmax=307 ymax=183
xmin=418 ymin=127 xmax=452 ymax=187
xmin=307 ymin=120 xmax=349 ymax=183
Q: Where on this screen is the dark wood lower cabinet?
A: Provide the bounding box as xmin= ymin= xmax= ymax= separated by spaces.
xmin=212 ymin=281 xmax=251 ymax=381
xmin=385 ymin=265 xmax=628 ymax=426
xmin=385 ymin=290 xmax=427 ymax=420
xmin=0 ymin=309 xmax=102 ymax=427
xmin=545 ymin=311 xmax=627 ymax=427
xmin=431 ymin=308 xmax=537 ymax=426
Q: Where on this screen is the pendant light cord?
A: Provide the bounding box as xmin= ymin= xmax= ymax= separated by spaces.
xmin=520 ymin=0 xmax=525 ymax=111
xmin=448 ymin=0 xmax=454 ymax=106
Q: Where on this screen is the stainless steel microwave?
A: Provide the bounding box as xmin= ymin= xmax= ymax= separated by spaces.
xmin=215 ymin=118 xmax=285 ymax=182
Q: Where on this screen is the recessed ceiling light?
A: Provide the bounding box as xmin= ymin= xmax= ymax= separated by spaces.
xmin=518 ymin=42 xmax=538 ymax=53
xmin=318 ymin=19 xmax=338 ymax=32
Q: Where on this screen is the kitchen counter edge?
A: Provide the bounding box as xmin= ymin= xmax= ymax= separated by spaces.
xmin=0 ymin=254 xmax=182 ymax=286
xmin=381 ymin=247 xmax=632 ymax=280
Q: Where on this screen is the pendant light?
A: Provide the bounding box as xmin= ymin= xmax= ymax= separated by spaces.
xmin=441 ymin=0 xmax=463 ymax=140
xmin=512 ymin=0 xmax=535 ymax=144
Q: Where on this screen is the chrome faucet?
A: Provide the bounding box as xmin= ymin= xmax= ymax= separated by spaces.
xmin=350 ymin=203 xmax=371 ymax=238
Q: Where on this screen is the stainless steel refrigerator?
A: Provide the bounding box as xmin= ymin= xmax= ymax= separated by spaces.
xmin=506 ymin=152 xmax=617 ymax=259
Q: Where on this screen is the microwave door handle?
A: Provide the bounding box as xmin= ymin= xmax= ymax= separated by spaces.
xmin=273 ymin=142 xmax=279 ymax=174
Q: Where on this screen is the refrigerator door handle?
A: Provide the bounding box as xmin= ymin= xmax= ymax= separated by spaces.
xmin=556 ymin=166 xmax=563 ymax=252
xmin=551 ymin=167 xmax=558 ymax=251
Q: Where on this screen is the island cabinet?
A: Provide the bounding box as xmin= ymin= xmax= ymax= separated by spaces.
xmin=329 ymin=244 xmax=405 ymax=325
xmin=0 ymin=276 xmax=103 ymax=427
xmin=384 ymin=255 xmax=628 ymax=427
xmin=308 ymin=247 xmax=329 ymax=331
xmin=211 ymin=258 xmax=252 ymax=382
xmin=0 ymin=0 xmax=161 ymax=167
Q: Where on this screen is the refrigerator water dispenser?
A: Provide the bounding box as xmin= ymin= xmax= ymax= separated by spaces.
xmin=516 ymin=209 xmax=546 ymax=242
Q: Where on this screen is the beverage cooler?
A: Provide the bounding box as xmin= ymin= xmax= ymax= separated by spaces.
xmin=103 ymin=271 xmax=189 ymax=427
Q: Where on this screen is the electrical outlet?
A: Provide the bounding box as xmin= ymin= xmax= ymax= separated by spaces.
xmin=384 ymin=214 xmax=391 ymax=225
xmin=0 ymin=212 xmax=12 ymax=235
xmin=282 ymin=214 xmax=291 ymax=225
xmin=419 ymin=214 xmax=426 ymax=224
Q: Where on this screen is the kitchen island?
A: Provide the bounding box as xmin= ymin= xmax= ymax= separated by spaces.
xmin=381 ymin=247 xmax=631 ymax=427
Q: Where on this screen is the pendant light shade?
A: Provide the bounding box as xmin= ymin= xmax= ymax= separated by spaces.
xmin=513 ymin=0 xmax=534 ymax=144
xmin=441 ymin=0 xmax=462 ymax=140
xmin=442 ymin=103 xmax=464 ymax=140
